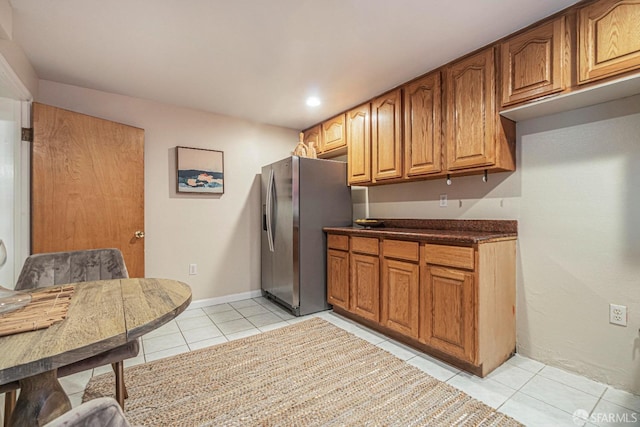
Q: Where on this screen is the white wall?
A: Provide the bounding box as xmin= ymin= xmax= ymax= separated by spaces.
xmin=37 ymin=80 xmax=297 ymax=302
xmin=358 ymin=94 xmax=640 ymax=394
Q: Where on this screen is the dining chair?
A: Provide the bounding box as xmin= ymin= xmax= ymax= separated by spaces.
xmin=1 ymin=248 xmax=139 ymax=427
xmin=43 ymin=397 xmax=132 ymax=427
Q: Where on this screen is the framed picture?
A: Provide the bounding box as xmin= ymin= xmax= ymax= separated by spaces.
xmin=176 ymin=146 xmax=224 ymax=194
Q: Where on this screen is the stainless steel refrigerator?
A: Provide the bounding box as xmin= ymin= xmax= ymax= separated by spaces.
xmin=261 ymin=156 xmax=352 ymax=316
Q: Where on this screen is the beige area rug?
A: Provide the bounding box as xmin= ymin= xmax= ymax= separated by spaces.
xmin=83 ymin=318 xmax=521 ymax=426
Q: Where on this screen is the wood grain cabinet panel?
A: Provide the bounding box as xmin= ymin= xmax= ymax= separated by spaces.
xmin=303 ymin=125 xmax=322 ymax=155
xmin=445 ymin=47 xmax=515 ymax=173
xmin=501 ymin=16 xmax=570 ymax=106
xmin=346 ymin=103 xmax=372 ymax=185
xmin=421 ymin=265 xmax=475 ymax=363
xmin=350 ymin=253 xmax=380 ymax=322
xmin=578 ymin=0 xmax=640 ymax=84
xmin=382 ymin=259 xmax=419 ymax=338
xmin=372 ymin=89 xmax=403 ymax=181
xmin=403 ymin=72 xmax=442 ymax=177
xmin=321 ymin=114 xmax=347 ymax=153
xmin=327 ymin=248 xmax=349 ymax=310
xmin=445 ymin=48 xmax=497 ymax=170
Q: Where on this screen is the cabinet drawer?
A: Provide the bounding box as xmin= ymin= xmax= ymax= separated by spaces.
xmin=351 ymin=236 xmax=379 ymax=255
xmin=327 ymin=234 xmax=349 ymax=251
xmin=383 ymin=239 xmax=419 ymax=262
xmin=423 ymin=244 xmax=474 ymax=270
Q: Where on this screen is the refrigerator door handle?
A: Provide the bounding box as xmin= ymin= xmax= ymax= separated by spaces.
xmin=266 ymin=169 xmax=275 ymax=252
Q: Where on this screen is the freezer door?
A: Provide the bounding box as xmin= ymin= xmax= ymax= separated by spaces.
xmin=269 ymin=157 xmax=296 ymax=308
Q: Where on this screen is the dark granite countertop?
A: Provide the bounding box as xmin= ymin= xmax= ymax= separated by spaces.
xmin=324 ymin=219 xmax=517 ymax=244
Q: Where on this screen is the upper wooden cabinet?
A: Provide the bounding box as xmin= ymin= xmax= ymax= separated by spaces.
xmin=578 ymin=0 xmax=640 ymax=84
xmin=501 ymin=16 xmax=571 ymax=107
xmin=403 ymin=72 xmax=443 ymax=177
xmin=321 ymin=114 xmax=346 ymax=153
xmin=446 ymin=48 xmax=515 ymax=172
xmin=303 ymin=125 xmax=321 ymax=154
xmin=372 ymin=89 xmax=403 ymax=181
xmin=346 ymin=103 xmax=372 ymax=185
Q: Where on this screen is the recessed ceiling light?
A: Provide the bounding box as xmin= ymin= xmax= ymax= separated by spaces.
xmin=306 ymin=96 xmax=321 ymax=107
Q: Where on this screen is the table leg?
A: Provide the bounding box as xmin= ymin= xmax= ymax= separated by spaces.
xmin=10 ymin=370 xmax=71 ymax=427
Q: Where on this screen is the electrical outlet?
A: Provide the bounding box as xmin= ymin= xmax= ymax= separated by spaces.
xmin=609 ymin=304 xmax=627 ymax=326
xmin=189 ymin=264 xmax=197 ymax=275
xmin=439 ymin=194 xmax=447 ymax=207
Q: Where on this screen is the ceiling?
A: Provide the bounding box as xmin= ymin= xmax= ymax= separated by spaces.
xmin=9 ymin=0 xmax=579 ymax=130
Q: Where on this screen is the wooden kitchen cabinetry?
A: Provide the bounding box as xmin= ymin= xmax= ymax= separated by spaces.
xmin=346 ymin=103 xmax=372 ymax=185
xmin=501 ymin=16 xmax=572 ymax=107
xmin=381 ymin=240 xmax=420 ymax=338
xmin=326 ymin=230 xmax=516 ymax=377
xmin=403 ymin=71 xmax=443 ymax=177
xmin=320 ymin=113 xmax=347 ymax=154
xmin=350 ymin=237 xmax=380 ymax=322
xmin=445 ymin=48 xmax=515 ymax=173
xmin=578 ymin=0 xmax=640 ymax=84
xmin=421 ymin=244 xmax=476 ymax=363
xmin=303 ymin=125 xmax=321 ymax=155
xmin=327 ymin=234 xmax=349 ymax=310
xmin=372 ymin=89 xmax=403 ymax=181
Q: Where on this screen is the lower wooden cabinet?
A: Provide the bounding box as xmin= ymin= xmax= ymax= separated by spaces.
xmin=327 ymin=249 xmax=349 ymax=310
xmin=350 ymin=253 xmax=380 ymax=322
xmin=381 ymin=258 xmax=419 ymax=338
xmin=421 ymin=265 xmax=475 ymax=363
xmin=326 ymin=232 xmax=516 ymax=377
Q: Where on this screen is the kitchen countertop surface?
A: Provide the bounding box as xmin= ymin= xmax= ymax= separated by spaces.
xmin=324 ymin=219 xmax=517 ymax=244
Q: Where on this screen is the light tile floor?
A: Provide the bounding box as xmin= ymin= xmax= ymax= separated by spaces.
xmin=2 ymin=296 xmax=639 ymax=427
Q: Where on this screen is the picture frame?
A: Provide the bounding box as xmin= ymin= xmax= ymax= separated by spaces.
xmin=176 ymin=146 xmax=224 ymax=194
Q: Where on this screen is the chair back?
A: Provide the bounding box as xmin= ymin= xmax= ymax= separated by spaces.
xmin=16 ymin=248 xmax=129 ymax=290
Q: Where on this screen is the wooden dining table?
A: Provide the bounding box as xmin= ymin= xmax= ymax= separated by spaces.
xmin=0 ymin=278 xmax=192 ymax=426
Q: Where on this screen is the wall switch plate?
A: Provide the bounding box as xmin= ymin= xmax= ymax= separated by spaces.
xmin=439 ymin=194 xmax=447 ymax=207
xmin=189 ymin=264 xmax=197 ymax=275
xmin=609 ymin=304 xmax=627 ymax=326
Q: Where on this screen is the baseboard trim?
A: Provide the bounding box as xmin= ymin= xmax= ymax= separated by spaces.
xmin=188 ymin=289 xmax=264 ymax=309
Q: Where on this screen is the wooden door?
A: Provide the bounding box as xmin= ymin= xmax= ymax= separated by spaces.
xmin=31 ymin=103 xmax=145 ymax=277
xmin=327 ymin=249 xmax=349 ymax=310
xmin=372 ymin=89 xmax=403 ymax=181
xmin=445 ymin=48 xmax=496 ymax=171
xmin=501 ymin=16 xmax=570 ymax=106
xmin=403 ymin=72 xmax=442 ymax=177
xmin=321 ymin=114 xmax=346 ymax=153
xmin=350 ymin=253 xmax=380 ymax=322
xmin=578 ymin=0 xmax=640 ymax=84
xmin=303 ymin=124 xmax=322 ymax=155
xmin=346 ymin=103 xmax=371 ymax=185
xmin=421 ymin=265 xmax=475 ymax=363
xmin=381 ymin=258 xmax=419 ymax=338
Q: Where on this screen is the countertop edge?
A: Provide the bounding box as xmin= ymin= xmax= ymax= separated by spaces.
xmin=323 ymin=227 xmax=518 ymax=245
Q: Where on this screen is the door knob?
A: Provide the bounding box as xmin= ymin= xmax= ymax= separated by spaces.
xmin=134 ymin=231 xmax=145 ymax=239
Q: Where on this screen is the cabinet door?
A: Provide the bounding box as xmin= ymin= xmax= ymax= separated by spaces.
xmin=347 ymin=103 xmax=372 ymax=185
xmin=322 ymin=114 xmax=346 ymax=152
xmin=350 ymin=253 xmax=380 ymax=322
xmin=403 ymin=72 xmax=442 ymax=177
xmin=445 ymin=48 xmax=496 ymax=170
xmin=327 ymin=249 xmax=349 ymax=310
xmin=578 ymin=0 xmax=640 ymax=84
xmin=303 ymin=125 xmax=322 ymax=155
xmin=501 ymin=17 xmax=569 ymax=106
xmin=421 ymin=265 xmax=475 ymax=363
xmin=381 ymin=259 xmax=419 ymax=338
xmin=372 ymin=89 xmax=403 ymax=181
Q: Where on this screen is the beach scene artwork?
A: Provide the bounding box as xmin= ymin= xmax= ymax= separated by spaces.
xmin=177 ymin=146 xmax=224 ymax=194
